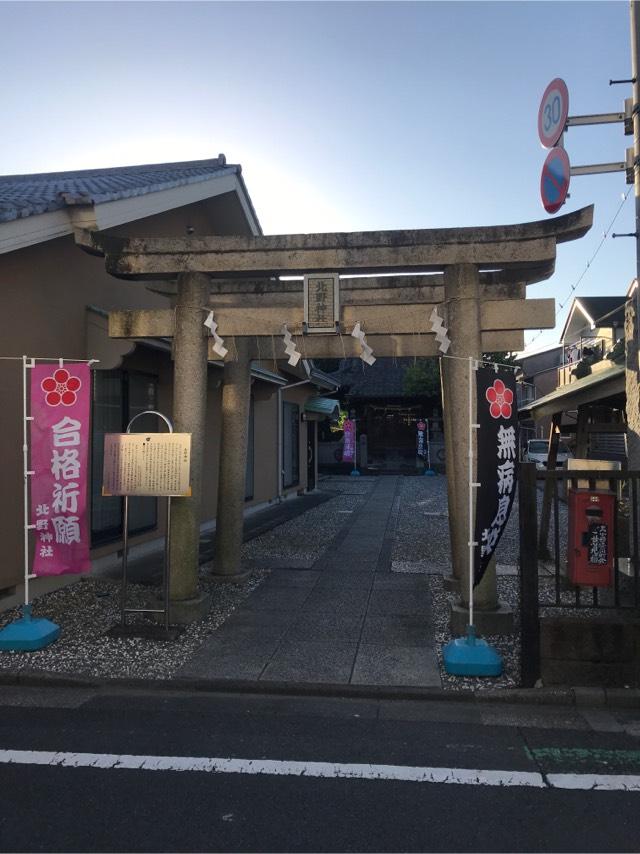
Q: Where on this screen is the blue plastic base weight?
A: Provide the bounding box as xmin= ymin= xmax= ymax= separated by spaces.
xmin=424 ymin=469 xmax=436 ymax=476
xmin=443 ymin=625 xmax=502 ymax=677
xmin=0 ymin=605 xmax=60 ymax=652
xmin=350 ymin=469 xmax=361 ymax=476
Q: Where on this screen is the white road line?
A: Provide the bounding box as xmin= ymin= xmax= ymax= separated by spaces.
xmin=0 ymin=750 xmax=639 ymax=790
xmin=547 ymin=773 xmax=640 ymax=792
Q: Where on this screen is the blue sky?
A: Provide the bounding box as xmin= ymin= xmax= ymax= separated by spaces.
xmin=0 ymin=1 xmax=633 ymax=349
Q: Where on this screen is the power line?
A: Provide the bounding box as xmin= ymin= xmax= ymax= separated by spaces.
xmin=528 ymin=187 xmax=633 ymax=346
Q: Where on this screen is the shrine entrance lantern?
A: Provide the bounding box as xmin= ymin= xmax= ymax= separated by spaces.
xmin=568 ymin=489 xmax=616 ymax=587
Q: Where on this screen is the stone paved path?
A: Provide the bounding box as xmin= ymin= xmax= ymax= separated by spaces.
xmin=181 ymin=477 xmax=441 ymax=687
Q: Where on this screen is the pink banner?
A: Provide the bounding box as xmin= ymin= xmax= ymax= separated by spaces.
xmin=342 ymin=419 xmax=355 ymax=463
xmin=30 ymin=364 xmax=91 ymax=576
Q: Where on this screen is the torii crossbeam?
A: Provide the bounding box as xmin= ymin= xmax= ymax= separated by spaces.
xmin=77 ymin=205 xmax=593 ymax=628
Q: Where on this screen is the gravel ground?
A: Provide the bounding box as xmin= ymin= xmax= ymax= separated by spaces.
xmin=395 ymin=475 xmax=636 ymax=690
xmin=0 ymin=473 xmax=632 ymax=689
xmin=0 ymin=565 xmax=267 ymax=679
xmin=242 ymin=478 xmax=375 ymax=565
xmin=391 ymin=475 xmax=529 ymax=692
xmin=392 ymin=474 xmax=536 ymax=569
xmin=430 ymin=574 xmax=521 ymax=692
xmin=0 ymin=479 xmax=374 ymax=680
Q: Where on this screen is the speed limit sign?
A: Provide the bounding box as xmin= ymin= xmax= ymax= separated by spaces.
xmin=538 ymin=78 xmax=569 ymax=148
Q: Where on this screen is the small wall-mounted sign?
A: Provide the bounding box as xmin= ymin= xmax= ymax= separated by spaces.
xmin=102 ymin=433 xmax=192 ymax=497
xmin=304 ymin=273 xmax=340 ymax=333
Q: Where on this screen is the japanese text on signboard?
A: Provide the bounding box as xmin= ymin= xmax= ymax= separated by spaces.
xmin=342 ymin=419 xmax=355 ymax=463
xmin=102 ymin=433 xmax=192 ymax=497
xmin=417 ymin=420 xmax=427 ymax=459
xmin=304 ymin=274 xmax=338 ymax=332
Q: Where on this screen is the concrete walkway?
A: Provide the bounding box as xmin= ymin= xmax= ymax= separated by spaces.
xmin=180 ymin=477 xmax=441 ymax=688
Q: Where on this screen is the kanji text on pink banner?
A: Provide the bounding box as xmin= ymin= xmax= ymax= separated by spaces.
xmin=342 ymin=419 xmax=355 ymax=463
xmin=30 ymin=364 xmax=91 ymax=576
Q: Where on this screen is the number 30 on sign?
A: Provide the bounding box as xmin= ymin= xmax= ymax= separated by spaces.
xmin=538 ymin=78 xmax=569 ymax=149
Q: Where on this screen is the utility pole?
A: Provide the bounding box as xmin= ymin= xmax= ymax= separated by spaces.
xmin=626 ymin=0 xmax=640 ymax=471
xmin=632 ymin=1 xmax=640 ymax=282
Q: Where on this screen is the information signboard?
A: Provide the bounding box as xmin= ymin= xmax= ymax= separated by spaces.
xmin=102 ymin=433 xmax=192 ymax=497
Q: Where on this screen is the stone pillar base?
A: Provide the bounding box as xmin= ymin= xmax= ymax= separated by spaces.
xmin=449 ymin=602 xmax=514 ymax=636
xmin=209 ymin=569 xmax=253 ymax=584
xmin=153 ymin=593 xmax=211 ymax=625
xmin=442 ymin=574 xmax=461 ymax=593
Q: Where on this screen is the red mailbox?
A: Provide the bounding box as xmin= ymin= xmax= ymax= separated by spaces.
xmin=567 ymin=489 xmax=615 ymax=587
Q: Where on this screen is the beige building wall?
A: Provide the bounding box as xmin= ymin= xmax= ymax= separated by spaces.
xmin=282 ymin=384 xmax=314 ymax=499
xmin=0 ymin=195 xmax=325 ymax=598
xmin=252 ymin=389 xmax=279 ymax=505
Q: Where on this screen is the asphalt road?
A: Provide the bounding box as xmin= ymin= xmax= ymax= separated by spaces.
xmin=0 ymin=687 xmax=639 ymax=852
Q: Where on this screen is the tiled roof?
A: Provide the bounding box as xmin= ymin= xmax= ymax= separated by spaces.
xmin=327 ymin=358 xmax=424 ymax=399
xmin=0 ymin=155 xmax=236 ymax=223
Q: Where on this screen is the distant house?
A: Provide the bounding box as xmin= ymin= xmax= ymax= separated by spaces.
xmin=518 ymin=290 xmax=630 ymax=462
xmin=515 ymin=343 xmax=564 ymax=442
xmin=0 ymin=156 xmax=337 ymax=605
xmin=559 ymin=295 xmax=626 ymax=379
xmin=319 ymin=358 xmax=443 ymax=473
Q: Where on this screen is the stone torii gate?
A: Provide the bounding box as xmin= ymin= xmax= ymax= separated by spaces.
xmin=77 ymin=205 xmax=592 ymax=626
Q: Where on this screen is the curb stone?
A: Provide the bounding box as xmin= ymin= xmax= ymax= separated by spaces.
xmin=0 ymin=669 xmax=637 ymax=709
xmin=572 ymin=687 xmax=607 ymax=707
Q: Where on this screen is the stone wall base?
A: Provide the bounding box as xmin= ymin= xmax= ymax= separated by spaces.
xmin=152 ymin=593 xmax=211 ymax=625
xmin=541 ymin=615 xmax=640 ymax=687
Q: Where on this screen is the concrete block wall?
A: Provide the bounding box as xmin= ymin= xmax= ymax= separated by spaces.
xmin=541 ymin=615 xmax=640 ymax=687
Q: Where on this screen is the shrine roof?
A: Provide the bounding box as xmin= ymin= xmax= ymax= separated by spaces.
xmin=327 ymin=358 xmax=429 ymax=400
xmin=0 ymin=155 xmax=238 ymax=223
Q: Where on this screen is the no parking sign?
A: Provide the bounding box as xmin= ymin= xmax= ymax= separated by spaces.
xmin=540 ymin=147 xmax=571 ymax=214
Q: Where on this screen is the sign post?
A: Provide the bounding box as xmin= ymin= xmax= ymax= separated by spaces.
xmin=537 ymin=75 xmax=629 ymax=210
xmin=103 ymin=411 xmax=191 ymax=640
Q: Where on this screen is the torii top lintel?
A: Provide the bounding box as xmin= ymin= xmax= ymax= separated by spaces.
xmin=77 ymin=205 xmax=593 ymax=283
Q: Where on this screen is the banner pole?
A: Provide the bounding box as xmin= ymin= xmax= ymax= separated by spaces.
xmin=22 ymin=355 xmax=31 ymax=607
xmin=353 ymin=417 xmax=357 ymax=473
xmin=443 ymin=361 xmax=503 ymax=677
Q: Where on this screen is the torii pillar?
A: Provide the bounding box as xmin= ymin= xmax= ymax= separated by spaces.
xmin=78 ymin=205 xmax=593 ymax=626
xmin=441 ymin=263 xmax=502 ymax=633
xmin=212 ymin=337 xmax=253 ymax=580
xmin=167 ymin=271 xmax=211 ymax=620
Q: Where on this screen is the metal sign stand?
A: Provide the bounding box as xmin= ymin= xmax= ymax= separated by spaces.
xmin=108 ymin=410 xmax=182 ymax=642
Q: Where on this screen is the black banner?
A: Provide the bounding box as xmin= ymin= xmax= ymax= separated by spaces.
xmin=473 ymin=368 xmax=519 ymax=587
